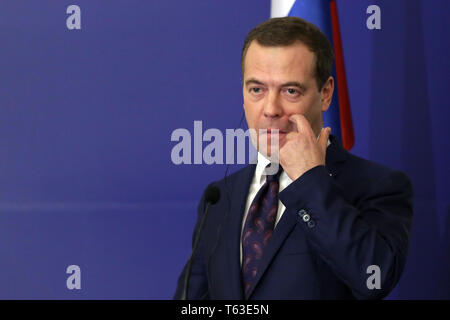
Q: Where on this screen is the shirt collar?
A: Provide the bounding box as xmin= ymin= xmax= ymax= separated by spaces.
xmin=255 ymin=152 xmax=272 ymax=185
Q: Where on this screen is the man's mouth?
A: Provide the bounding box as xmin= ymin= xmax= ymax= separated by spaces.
xmin=265 ymin=128 xmax=287 ymax=135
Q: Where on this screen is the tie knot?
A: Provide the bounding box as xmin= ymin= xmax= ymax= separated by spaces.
xmin=264 ymin=163 xmax=283 ymax=183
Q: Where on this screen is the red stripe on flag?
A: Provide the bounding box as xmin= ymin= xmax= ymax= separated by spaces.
xmin=330 ymin=0 xmax=354 ymax=150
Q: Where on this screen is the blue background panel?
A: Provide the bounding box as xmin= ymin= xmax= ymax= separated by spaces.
xmin=0 ymin=0 xmax=449 ymax=299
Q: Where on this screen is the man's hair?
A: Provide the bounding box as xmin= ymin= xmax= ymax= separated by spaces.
xmin=241 ymin=16 xmax=334 ymax=91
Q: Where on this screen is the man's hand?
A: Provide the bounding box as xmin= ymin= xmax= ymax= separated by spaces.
xmin=279 ymin=114 xmax=331 ymax=181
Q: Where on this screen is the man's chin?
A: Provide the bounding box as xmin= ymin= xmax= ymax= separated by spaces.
xmin=250 ymin=130 xmax=286 ymax=161
xmin=257 ymin=143 xmax=283 ymax=162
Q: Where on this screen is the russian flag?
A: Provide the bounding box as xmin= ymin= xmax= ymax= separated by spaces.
xmin=271 ymin=0 xmax=354 ymax=150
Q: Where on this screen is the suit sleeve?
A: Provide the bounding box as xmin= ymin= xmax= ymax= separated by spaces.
xmin=173 ymin=188 xmax=210 ymax=300
xmin=278 ymin=165 xmax=413 ymax=299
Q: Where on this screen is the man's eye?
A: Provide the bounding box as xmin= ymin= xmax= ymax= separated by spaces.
xmin=251 ymin=87 xmax=262 ymax=94
xmin=287 ymin=88 xmax=297 ymax=95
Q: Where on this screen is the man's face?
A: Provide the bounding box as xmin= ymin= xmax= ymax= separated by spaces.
xmin=242 ymin=40 xmax=333 ymax=157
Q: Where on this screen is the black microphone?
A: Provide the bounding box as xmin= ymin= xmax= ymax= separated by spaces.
xmin=181 ymin=184 xmax=220 ymax=300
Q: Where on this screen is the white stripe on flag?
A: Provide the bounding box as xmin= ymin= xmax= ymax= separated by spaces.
xmin=270 ymin=0 xmax=296 ymax=18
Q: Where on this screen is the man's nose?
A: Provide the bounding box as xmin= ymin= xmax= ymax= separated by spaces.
xmin=263 ymin=91 xmax=282 ymax=118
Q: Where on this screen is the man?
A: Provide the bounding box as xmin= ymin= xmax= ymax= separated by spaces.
xmin=174 ymin=17 xmax=413 ymax=299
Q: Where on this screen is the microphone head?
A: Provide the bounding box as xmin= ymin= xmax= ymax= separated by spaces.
xmin=205 ymin=184 xmax=220 ymax=205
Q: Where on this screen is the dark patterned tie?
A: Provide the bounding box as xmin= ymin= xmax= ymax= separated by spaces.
xmin=241 ymin=164 xmax=283 ymax=297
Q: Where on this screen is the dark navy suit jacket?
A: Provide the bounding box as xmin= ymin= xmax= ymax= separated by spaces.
xmin=174 ymin=135 xmax=413 ymax=299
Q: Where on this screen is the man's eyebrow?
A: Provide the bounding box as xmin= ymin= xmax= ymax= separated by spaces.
xmin=244 ymin=78 xmax=265 ymax=87
xmin=244 ymin=79 xmax=307 ymax=91
xmin=280 ymin=81 xmax=307 ymax=91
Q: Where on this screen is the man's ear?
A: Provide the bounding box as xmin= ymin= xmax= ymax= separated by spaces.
xmin=320 ymin=76 xmax=334 ymax=112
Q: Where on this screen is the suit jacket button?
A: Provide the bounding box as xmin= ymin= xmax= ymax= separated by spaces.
xmin=302 ymin=214 xmax=310 ymax=222
xmin=297 ymin=209 xmax=307 ymax=217
xmin=307 ymin=220 xmax=316 ymax=228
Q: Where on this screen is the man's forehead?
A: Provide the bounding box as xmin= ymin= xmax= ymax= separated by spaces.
xmin=244 ymin=41 xmax=315 ymax=81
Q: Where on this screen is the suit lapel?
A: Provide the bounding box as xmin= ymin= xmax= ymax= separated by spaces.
xmin=222 ymin=164 xmax=256 ymax=299
xmin=244 ymin=204 xmax=298 ymax=298
xmin=325 ymin=134 xmax=347 ymax=178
